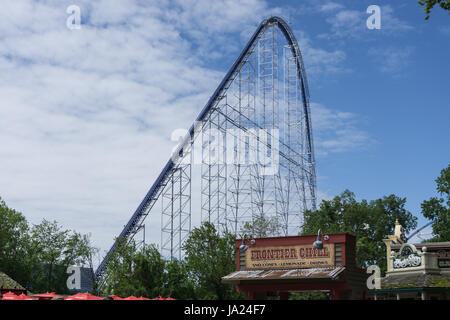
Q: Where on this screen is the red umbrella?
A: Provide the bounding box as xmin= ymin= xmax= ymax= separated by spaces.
xmin=123 ymin=296 xmax=151 ymax=300
xmin=1 ymin=292 xmax=24 ymax=300
xmin=18 ymin=293 xmax=34 ymax=300
xmin=1 ymin=292 xmax=33 ymax=300
xmin=65 ymin=292 xmax=103 ymax=300
xmin=152 ymin=296 xmax=176 ymax=300
xmin=123 ymin=296 xmax=140 ymax=300
xmin=32 ymin=292 xmax=63 ymax=300
xmin=108 ymin=295 xmax=124 ymax=300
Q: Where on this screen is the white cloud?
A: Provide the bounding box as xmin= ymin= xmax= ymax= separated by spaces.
xmin=320 ymin=4 xmax=412 ymax=39
xmin=310 ymin=102 xmax=373 ymax=155
xmin=0 ymin=0 xmax=369 ymax=260
xmin=295 ymin=31 xmax=348 ymax=76
xmin=319 ymin=2 xmax=345 ymax=12
xmin=323 ymin=9 xmax=365 ymax=38
xmin=368 ymin=46 xmax=414 ymax=75
xmin=380 ymin=5 xmax=413 ymax=32
xmin=0 ymin=0 xmax=237 ymax=256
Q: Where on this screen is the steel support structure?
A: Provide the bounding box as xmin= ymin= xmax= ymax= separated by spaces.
xmin=161 ymin=162 xmax=191 ymax=260
xmin=95 ymin=16 xmax=317 ymax=282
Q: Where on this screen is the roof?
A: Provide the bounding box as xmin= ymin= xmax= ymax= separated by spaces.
xmin=368 ymin=287 xmax=450 ymax=294
xmin=391 ymin=242 xmax=450 ymax=250
xmin=0 ymin=272 xmax=26 ymax=291
xmin=380 ymin=272 xmax=450 ymax=290
xmin=222 ymin=266 xmax=346 ymax=284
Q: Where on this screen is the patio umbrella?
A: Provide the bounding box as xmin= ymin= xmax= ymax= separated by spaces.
xmin=1 ymin=292 xmax=26 ymax=300
xmin=32 ymin=292 xmax=63 ymax=300
xmin=108 ymin=295 xmax=124 ymax=300
xmin=123 ymin=296 xmax=140 ymax=300
xmin=18 ymin=293 xmax=34 ymax=300
xmin=65 ymin=292 xmax=103 ymax=300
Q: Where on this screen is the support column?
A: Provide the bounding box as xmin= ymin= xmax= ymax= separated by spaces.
xmin=279 ymin=292 xmax=289 ymax=300
xmin=330 ymin=289 xmax=342 ymax=300
xmin=246 ymin=291 xmax=268 ymax=300
xmin=421 ymin=291 xmax=427 ymax=300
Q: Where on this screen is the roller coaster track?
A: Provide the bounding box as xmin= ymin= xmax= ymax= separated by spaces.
xmin=405 ymin=221 xmax=433 ymax=242
xmin=95 ymin=16 xmax=316 ymax=282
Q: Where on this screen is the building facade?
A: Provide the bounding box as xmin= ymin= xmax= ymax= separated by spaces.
xmin=369 ymin=221 xmax=450 ymax=300
xmin=222 ymin=233 xmax=367 ymax=300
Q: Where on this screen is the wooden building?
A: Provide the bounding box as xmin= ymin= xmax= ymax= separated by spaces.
xmin=222 ymin=233 xmax=367 ymax=300
xmin=369 ymin=241 xmax=450 ymax=300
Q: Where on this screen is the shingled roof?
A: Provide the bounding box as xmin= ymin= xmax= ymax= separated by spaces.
xmin=381 ymin=272 xmax=450 ymax=289
xmin=0 ymin=272 xmax=26 ymax=291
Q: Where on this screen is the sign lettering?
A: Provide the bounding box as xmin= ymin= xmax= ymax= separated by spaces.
xmin=245 ymin=244 xmax=335 ymax=270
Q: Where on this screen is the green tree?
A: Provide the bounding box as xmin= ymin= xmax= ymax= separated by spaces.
xmin=0 ymin=197 xmax=32 ymax=288
xmin=241 ymin=215 xmax=282 ymax=238
xmin=0 ymin=198 xmax=98 ymax=293
xmin=77 ymin=233 xmax=100 ymax=293
xmin=132 ymin=244 xmax=165 ymax=297
xmin=183 ymin=222 xmax=243 ymax=300
xmin=418 ymin=0 xmax=450 ymax=19
xmin=103 ymin=239 xmax=165 ymax=298
xmin=162 ymin=259 xmax=196 ymax=299
xmin=302 ymin=190 xmax=417 ymax=274
xmin=103 ymin=238 xmax=137 ymax=296
xmin=421 ymin=164 xmax=450 ymax=241
xmin=29 ymin=219 xmax=97 ymax=293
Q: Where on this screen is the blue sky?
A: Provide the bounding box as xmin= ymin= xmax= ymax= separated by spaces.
xmin=289 ymin=0 xmax=450 ymax=234
xmin=0 ymin=0 xmax=448 ymax=259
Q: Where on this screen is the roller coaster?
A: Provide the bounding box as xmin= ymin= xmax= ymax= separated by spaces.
xmin=94 ymin=16 xmax=317 ymax=282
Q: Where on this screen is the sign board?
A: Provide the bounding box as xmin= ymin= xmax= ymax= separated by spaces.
xmin=437 ymin=250 xmax=450 ymax=268
xmin=393 ymin=244 xmax=421 ymax=269
xmin=245 ymin=244 xmax=335 ymax=270
xmin=438 ymin=259 xmax=450 ymax=268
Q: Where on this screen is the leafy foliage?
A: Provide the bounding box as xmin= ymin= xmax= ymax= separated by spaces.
xmin=103 ymin=239 xmax=196 ymax=299
xmin=103 ymin=239 xmax=165 ymax=297
xmin=418 ymin=0 xmax=450 ymax=19
xmin=0 ymin=198 xmax=98 ymax=293
xmin=301 ymin=190 xmax=417 ymax=274
xmin=183 ymin=222 xmax=244 ymax=300
xmin=241 ymin=215 xmax=282 ymax=238
xmin=103 ymin=222 xmax=241 ymax=300
xmin=162 ymin=259 xmax=196 ymax=299
xmin=0 ymin=198 xmax=31 ymax=288
xmin=29 ymin=219 xmax=96 ymax=292
xmin=421 ymin=164 xmax=450 ymax=241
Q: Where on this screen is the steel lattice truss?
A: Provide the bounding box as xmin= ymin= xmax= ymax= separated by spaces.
xmin=95 ymin=16 xmax=317 ymax=281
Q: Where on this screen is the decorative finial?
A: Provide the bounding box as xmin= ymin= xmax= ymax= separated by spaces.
xmin=394 ymin=219 xmax=403 ymax=239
